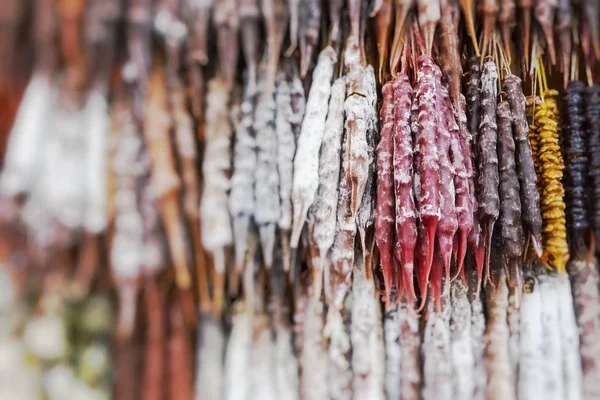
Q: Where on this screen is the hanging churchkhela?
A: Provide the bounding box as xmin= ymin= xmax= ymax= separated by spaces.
xmin=2 ymin=1 xmax=600 ymax=398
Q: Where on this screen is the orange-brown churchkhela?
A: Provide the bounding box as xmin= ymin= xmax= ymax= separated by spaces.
xmin=498 ymin=0 xmax=516 ymax=59
xmin=144 ymin=66 xmax=191 ymax=290
xmin=555 ymin=0 xmax=572 ymax=86
xmin=479 ymin=0 xmax=499 ymax=57
xmin=517 ymin=0 xmax=533 ymax=66
xmin=374 ymin=0 xmax=393 ymax=80
xmin=299 ymin=0 xmax=321 ymax=77
xmin=438 ymin=0 xmax=462 ymax=111
xmin=534 ymin=0 xmax=558 ymax=65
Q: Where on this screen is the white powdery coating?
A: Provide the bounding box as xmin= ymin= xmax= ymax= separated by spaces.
xmin=275 ymin=72 xmax=296 ymax=231
xmin=108 ymin=102 xmax=145 ymax=281
xmin=422 ymin=297 xmax=453 ymax=400
xmin=518 ymin=275 xmax=545 ymax=400
xmin=291 ymin=46 xmax=337 ymax=247
xmin=300 ymin=296 xmax=328 ymax=400
xmin=384 ymin=302 xmax=401 ymax=400
xmin=399 ymin=303 xmax=421 ymax=400
xmin=249 ymin=313 xmax=278 ymax=400
xmin=344 ymin=94 xmax=370 ymax=217
xmin=288 ymin=64 xmax=306 ymax=137
xmin=418 ymin=0 xmax=441 ymax=27
xmin=0 ymin=73 xmax=54 ymax=196
xmin=567 ymin=258 xmax=600 ymax=398
xmin=539 ymin=274 xmax=565 ymax=400
xmin=450 ymin=279 xmax=474 ymax=400
xmin=254 ymin=84 xmax=280 ymax=226
xmin=485 ymin=272 xmax=515 ymax=400
xmin=229 ymin=90 xmax=256 ymax=270
xmin=83 ymin=90 xmax=109 ymax=233
xmin=329 ymin=129 xmax=356 ymax=307
xmin=556 ymin=275 xmax=583 ymax=400
xmin=230 ymin=92 xmax=256 ymax=217
xmin=357 ymin=65 xmax=379 ymax=243
xmin=195 ymin=316 xmax=225 ymax=400
xmin=351 ymin=258 xmax=385 ymax=400
xmin=201 ymin=79 xmax=233 ymax=258
xmin=273 ymin=320 xmax=298 ymax=400
xmin=224 ymin=303 xmax=252 ymax=400
xmin=325 ymin=306 xmax=353 ymax=400
xmin=470 ymin=298 xmax=487 ymax=400
xmin=23 ymin=101 xmax=87 ymax=232
xmin=310 ymin=77 xmax=346 ymax=254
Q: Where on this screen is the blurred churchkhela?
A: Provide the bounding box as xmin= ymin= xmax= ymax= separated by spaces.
xmin=1 ymin=0 xmax=600 ymax=398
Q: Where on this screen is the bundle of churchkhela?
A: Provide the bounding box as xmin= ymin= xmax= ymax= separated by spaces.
xmin=2 ymin=0 xmax=600 ymax=399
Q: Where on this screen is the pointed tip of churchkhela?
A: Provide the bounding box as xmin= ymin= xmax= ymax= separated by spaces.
xmin=233 ymin=216 xmax=251 ymax=274
xmin=259 ymin=223 xmax=276 ymax=269
xmin=453 ymin=230 xmax=469 ymax=281
xmin=374 ymin=0 xmax=393 ymax=81
xmin=437 ymin=234 xmax=454 ymax=285
xmin=531 ymin=232 xmax=543 ymax=258
xmin=431 ymin=247 xmax=444 ymax=313
xmin=290 ymin=203 xmax=309 ymax=249
xmin=459 ymin=0 xmax=479 ymax=55
xmin=116 ymin=283 xmax=138 ymax=340
xmin=473 ymin=238 xmax=485 ymax=300
xmin=416 ymin=224 xmax=434 ymax=312
xmin=281 ymin=234 xmax=291 ymax=272
xmin=401 ymin=256 xmax=417 ymax=306
xmin=382 ymin=252 xmax=395 ymax=306
xmin=507 ymin=258 xmax=523 ymax=308
xmin=300 ymin=41 xmax=315 ymax=79
xmin=483 ymin=220 xmax=496 ymax=287
xmin=522 ymin=8 xmax=532 ymax=68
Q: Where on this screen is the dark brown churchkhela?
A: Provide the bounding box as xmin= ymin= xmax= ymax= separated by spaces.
xmin=467 ymin=56 xmax=482 ymax=165
xmin=477 ymin=60 xmax=500 ymax=284
xmin=504 ymin=74 xmax=543 ymax=257
xmin=585 ymin=86 xmax=600 ymax=256
xmin=496 ymin=100 xmax=524 ymax=290
xmin=562 ymin=81 xmax=589 ymax=253
xmin=479 ymin=0 xmax=499 ymax=56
